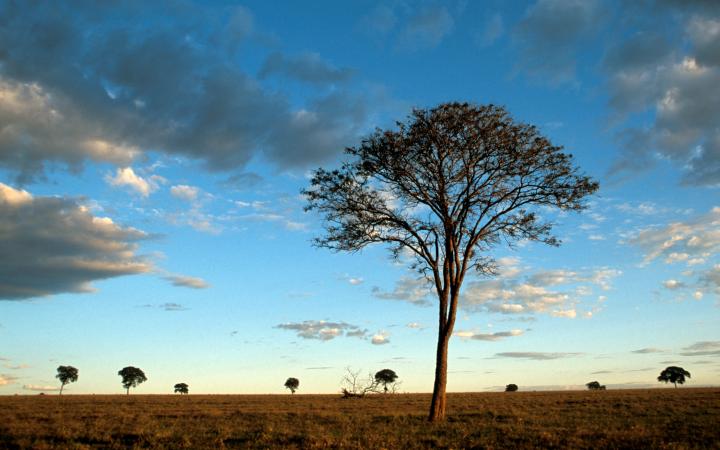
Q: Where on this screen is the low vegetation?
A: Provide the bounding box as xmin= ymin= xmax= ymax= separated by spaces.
xmin=1 ymin=388 xmax=718 ymax=449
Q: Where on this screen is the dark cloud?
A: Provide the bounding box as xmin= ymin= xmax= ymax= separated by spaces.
xmin=275 ymin=320 xmax=368 ymax=341
xmin=259 ymin=52 xmax=354 ymax=84
xmin=0 ymin=183 xmax=151 ymax=300
xmin=679 ymin=341 xmax=720 ymax=357
xmin=632 ymin=347 xmax=665 ymax=354
xmin=397 ymin=6 xmax=454 ymax=50
xmin=494 ymin=352 xmax=582 ymax=360
xmin=0 ymin=3 xmax=368 ymax=182
xmin=605 ymin=2 xmax=720 ymax=186
xmin=514 ymin=0 xmax=606 ymax=83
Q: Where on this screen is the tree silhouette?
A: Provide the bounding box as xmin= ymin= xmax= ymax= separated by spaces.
xmin=305 ymin=102 xmax=598 ymax=421
xmin=658 ymin=366 xmax=691 ymax=388
xmin=586 ymin=381 xmax=606 ymax=390
xmin=118 ymin=366 xmax=147 ymax=395
xmin=284 ymin=377 xmax=299 ymax=394
xmin=174 ymin=383 xmax=189 ymax=394
xmin=55 ymin=365 xmax=78 ymax=395
xmin=505 ymin=383 xmax=518 ymax=392
xmin=374 ymin=369 xmax=399 ymax=393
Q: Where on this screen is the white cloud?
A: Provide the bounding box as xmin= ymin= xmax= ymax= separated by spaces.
xmin=170 ymin=184 xmax=200 ymax=202
xmin=371 ymin=331 xmax=390 ymax=345
xmin=23 ymin=384 xmax=60 ymax=391
xmin=105 ymin=167 xmax=159 ymax=197
xmin=0 ymin=374 xmax=18 ymax=385
xmin=663 ymin=279 xmax=684 ymax=290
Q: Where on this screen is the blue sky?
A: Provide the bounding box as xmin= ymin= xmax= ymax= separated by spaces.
xmin=1 ymin=0 xmax=719 ymax=394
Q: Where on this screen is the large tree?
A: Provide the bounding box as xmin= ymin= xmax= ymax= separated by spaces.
xmin=118 ymin=366 xmax=147 ymax=395
xmin=658 ymin=366 xmax=691 ymax=388
xmin=55 ymin=365 xmax=78 ymax=395
xmin=305 ymin=102 xmax=598 ymax=421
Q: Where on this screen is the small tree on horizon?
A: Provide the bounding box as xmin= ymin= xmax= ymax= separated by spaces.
xmin=374 ymin=369 xmax=399 ymax=393
xmin=658 ymin=366 xmax=690 ymax=388
xmin=174 ymin=383 xmax=189 ymax=394
xmin=284 ymin=377 xmax=299 ymax=394
xmin=56 ymin=365 xmax=78 ymax=395
xmin=505 ymin=383 xmax=518 ymax=392
xmin=586 ymin=381 xmax=606 ymax=390
xmin=305 ymin=102 xmax=598 ymax=421
xmin=118 ymin=366 xmax=147 ymax=395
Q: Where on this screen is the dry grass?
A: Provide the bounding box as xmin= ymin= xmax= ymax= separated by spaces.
xmin=1 ymin=388 xmax=719 ymax=449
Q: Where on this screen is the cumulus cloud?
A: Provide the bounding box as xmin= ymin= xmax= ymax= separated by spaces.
xmin=372 ymin=276 xmax=433 ymax=306
xmin=0 ymin=183 xmax=151 ymax=300
xmin=170 ymin=185 xmax=200 ymax=202
xmin=494 ymin=352 xmax=582 ymax=360
xmin=454 ymin=329 xmax=524 ymax=341
xmin=461 ymin=260 xmax=620 ymax=318
xmin=105 ymin=167 xmax=160 ymax=197
xmin=259 ymin=52 xmax=353 ymax=84
xmin=0 ymin=3 xmax=370 ymax=181
xmin=275 ymin=320 xmax=368 ymax=341
xmin=514 ymin=0 xmax=605 ymax=83
xmin=605 ymin=3 xmax=720 ymax=185
xmin=371 ymin=331 xmax=390 ymax=345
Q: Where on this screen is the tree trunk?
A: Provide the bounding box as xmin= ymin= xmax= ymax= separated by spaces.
xmin=126 ymin=387 xmax=130 ymax=395
xmin=428 ymin=329 xmax=450 ymax=421
xmin=59 ymin=383 xmax=64 ymax=396
xmin=674 ymin=382 xmax=677 ymax=388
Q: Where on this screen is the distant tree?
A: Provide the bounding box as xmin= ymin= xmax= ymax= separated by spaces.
xmin=118 ymin=366 xmax=147 ymax=395
xmin=586 ymin=381 xmax=606 ymax=390
xmin=374 ymin=369 xmax=399 ymax=393
xmin=305 ymin=102 xmax=598 ymax=421
xmin=55 ymin=365 xmax=78 ymax=395
xmin=284 ymin=377 xmax=299 ymax=394
xmin=658 ymin=366 xmax=691 ymax=388
xmin=174 ymin=383 xmax=189 ymax=394
xmin=505 ymin=383 xmax=518 ymax=392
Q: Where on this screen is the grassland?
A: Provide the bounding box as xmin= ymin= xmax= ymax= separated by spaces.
xmin=1 ymin=388 xmax=719 ymax=449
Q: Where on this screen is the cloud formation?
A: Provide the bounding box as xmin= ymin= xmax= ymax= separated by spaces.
xmin=494 ymin=352 xmax=583 ymax=360
xmin=679 ymin=341 xmax=720 ymax=357
xmin=454 ymin=329 xmax=524 ymax=341
xmin=372 ymin=276 xmax=433 ymax=306
xmin=259 ymin=52 xmax=354 ymax=84
xmin=23 ymin=384 xmax=60 ymax=392
xmin=0 ymin=183 xmax=151 ymax=300
xmin=514 ymin=0 xmax=605 ymax=83
xmin=163 ymin=275 xmax=210 ymax=289
xmin=371 ymin=331 xmax=390 ymax=345
xmin=275 ymin=320 xmax=368 ymax=341
xmin=0 ymin=3 xmax=369 ymax=181
xmin=605 ymin=2 xmax=720 ymax=185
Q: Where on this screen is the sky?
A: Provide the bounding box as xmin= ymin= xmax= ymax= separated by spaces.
xmin=1 ymin=0 xmax=719 ymax=395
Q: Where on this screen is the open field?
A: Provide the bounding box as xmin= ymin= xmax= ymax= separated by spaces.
xmin=2 ymin=388 xmax=719 ymax=449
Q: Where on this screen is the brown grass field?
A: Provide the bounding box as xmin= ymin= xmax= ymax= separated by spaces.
xmin=1 ymin=388 xmax=719 ymax=449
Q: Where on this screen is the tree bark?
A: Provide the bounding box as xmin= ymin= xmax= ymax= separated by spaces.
xmin=126 ymin=387 xmax=130 ymax=395
xmin=59 ymin=383 xmax=64 ymax=396
xmin=428 ymin=328 xmax=451 ymax=421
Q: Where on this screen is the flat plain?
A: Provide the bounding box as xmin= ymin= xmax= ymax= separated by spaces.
xmin=1 ymin=388 xmax=719 ymax=449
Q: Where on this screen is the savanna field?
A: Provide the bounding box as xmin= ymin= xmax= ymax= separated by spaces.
xmin=2 ymin=388 xmax=719 ymax=449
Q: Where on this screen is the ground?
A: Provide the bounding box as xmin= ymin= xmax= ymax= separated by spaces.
xmin=1 ymin=388 xmax=719 ymax=449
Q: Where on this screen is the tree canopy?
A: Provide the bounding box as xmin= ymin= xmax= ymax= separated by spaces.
xmin=374 ymin=369 xmax=399 ymax=393
xmin=174 ymin=383 xmax=189 ymax=394
xmin=505 ymin=384 xmax=518 ymax=392
xmin=118 ymin=366 xmax=147 ymax=395
xmin=658 ymin=366 xmax=691 ymax=388
xmin=284 ymin=377 xmax=299 ymax=394
xmin=305 ymin=102 xmax=598 ymax=421
xmin=55 ymin=365 xmax=79 ymax=395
